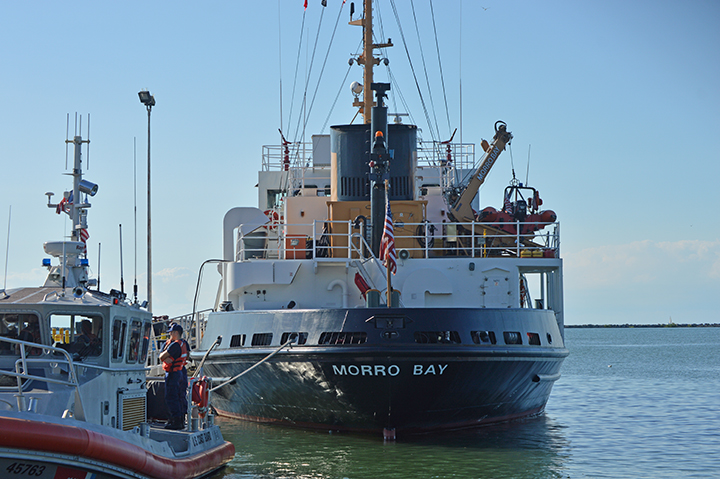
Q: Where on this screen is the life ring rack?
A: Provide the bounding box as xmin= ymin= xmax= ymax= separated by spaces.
xmin=192 ymin=376 xmax=210 ymax=418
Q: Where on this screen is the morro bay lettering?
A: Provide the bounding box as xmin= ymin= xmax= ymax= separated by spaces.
xmin=413 ymin=364 xmax=448 ymax=375
xmin=476 ymin=146 xmax=500 ymax=180
xmin=331 ymin=364 xmax=448 ymax=376
xmin=332 ymin=364 xmax=400 ymax=376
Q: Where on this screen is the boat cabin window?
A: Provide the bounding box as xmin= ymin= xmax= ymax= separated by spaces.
xmin=127 ymin=320 xmax=142 ymax=363
xmin=126 ymin=319 xmax=150 ymax=364
xmin=0 ymin=312 xmax=41 ymax=356
xmin=266 ymin=189 xmax=283 ymax=209
xmin=112 ymin=318 xmax=127 ymax=361
xmin=49 ymin=313 xmax=103 ymax=358
xmin=139 ymin=322 xmax=152 ymax=363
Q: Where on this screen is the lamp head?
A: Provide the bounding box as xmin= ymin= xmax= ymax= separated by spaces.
xmin=79 ymin=179 xmax=98 ymax=196
xmin=138 ymin=90 xmax=155 ymax=107
xmin=351 ymin=81 xmax=363 ymax=96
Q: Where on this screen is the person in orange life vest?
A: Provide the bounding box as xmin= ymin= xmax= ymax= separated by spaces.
xmin=159 ymin=323 xmax=190 ymax=430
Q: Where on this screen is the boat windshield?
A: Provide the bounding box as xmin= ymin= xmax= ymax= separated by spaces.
xmin=0 ymin=312 xmax=42 ymax=356
xmin=49 ymin=313 xmax=103 ymax=358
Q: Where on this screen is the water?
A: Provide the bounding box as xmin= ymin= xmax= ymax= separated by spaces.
xmin=206 ymin=327 xmax=720 ymax=478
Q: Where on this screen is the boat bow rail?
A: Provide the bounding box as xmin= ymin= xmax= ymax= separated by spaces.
xmin=0 ymin=337 xmax=85 ymax=416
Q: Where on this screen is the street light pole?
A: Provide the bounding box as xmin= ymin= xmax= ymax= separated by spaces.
xmin=138 ymin=90 xmax=155 ymax=314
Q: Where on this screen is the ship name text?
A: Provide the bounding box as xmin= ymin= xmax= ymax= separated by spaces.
xmin=331 ymin=364 xmax=448 ymax=376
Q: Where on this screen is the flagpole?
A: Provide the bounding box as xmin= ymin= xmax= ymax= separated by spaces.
xmin=386 ymin=251 xmax=391 ymax=307
xmin=385 ymin=179 xmax=392 ymax=308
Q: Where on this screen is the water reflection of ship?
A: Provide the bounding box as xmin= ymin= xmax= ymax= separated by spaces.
xmin=192 ymin=0 xmax=568 ymax=435
xmin=215 ymin=415 xmax=570 ymax=478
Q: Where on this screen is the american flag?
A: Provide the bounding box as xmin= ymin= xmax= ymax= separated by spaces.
xmin=379 ymin=197 xmax=397 ymax=275
xmin=56 ymin=191 xmax=73 ymax=215
xmin=79 ymin=228 xmax=89 ymax=252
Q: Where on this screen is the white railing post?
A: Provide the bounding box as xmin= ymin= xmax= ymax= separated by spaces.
xmin=348 ymin=220 xmax=352 ymax=259
xmin=313 ymin=220 xmax=317 ymax=259
xmin=471 ymin=221 xmax=475 ymax=257
xmin=424 ymin=223 xmax=429 ymax=258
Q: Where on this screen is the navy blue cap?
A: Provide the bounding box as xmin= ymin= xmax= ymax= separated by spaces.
xmin=168 ymin=323 xmax=183 ymax=334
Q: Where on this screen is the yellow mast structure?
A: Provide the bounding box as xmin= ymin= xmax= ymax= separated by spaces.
xmin=350 ymin=0 xmax=392 ymax=123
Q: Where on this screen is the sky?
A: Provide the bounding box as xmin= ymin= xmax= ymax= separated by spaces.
xmin=1 ymin=0 xmax=718 ymax=325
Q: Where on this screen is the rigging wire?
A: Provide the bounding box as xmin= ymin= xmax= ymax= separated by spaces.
xmin=526 ymin=144 xmax=531 ymax=185
xmin=386 ymin=67 xmax=418 ymax=127
xmin=429 ymin=0 xmax=452 ymax=136
xmin=321 ymin=63 xmax=353 ymax=133
xmin=375 ymin=2 xmax=418 ymax=129
xmin=302 ymin=1 xmax=347 ymax=139
xmin=410 ymin=0 xmax=440 ymax=141
xmin=291 ymin=6 xmax=326 ymax=144
xmin=285 ymin=8 xmax=307 ymax=141
xmin=385 ymin=60 xmax=399 ymax=116
xmin=320 ymin=37 xmax=363 ymax=133
xmin=373 ymin=5 xmax=401 ymax=118
xmin=388 ymin=0 xmax=437 ymax=142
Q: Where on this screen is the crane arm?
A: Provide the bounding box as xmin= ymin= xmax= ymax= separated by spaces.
xmin=448 ymin=121 xmax=512 ymax=223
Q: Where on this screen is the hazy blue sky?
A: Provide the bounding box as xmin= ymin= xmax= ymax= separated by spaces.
xmin=1 ymin=1 xmax=718 ymax=324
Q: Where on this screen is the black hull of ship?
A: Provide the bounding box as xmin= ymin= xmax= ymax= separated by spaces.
xmin=199 ymin=307 xmax=568 ymax=433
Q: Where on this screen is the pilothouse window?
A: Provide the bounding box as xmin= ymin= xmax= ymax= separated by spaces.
xmin=140 ymin=322 xmax=152 ymax=363
xmin=127 ymin=319 xmax=142 ymax=363
xmin=0 ymin=312 xmax=41 ymax=356
xmin=112 ymin=318 xmax=127 ymax=360
xmin=49 ymin=313 xmax=103 ymax=358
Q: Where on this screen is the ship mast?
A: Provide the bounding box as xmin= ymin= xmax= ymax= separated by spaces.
xmin=350 ymin=0 xmax=392 ymax=123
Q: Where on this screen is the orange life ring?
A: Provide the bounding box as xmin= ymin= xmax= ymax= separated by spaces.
xmin=192 ymin=377 xmax=210 ymax=418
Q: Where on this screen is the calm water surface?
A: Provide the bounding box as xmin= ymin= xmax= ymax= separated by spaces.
xmin=207 ymin=327 xmax=720 ymax=478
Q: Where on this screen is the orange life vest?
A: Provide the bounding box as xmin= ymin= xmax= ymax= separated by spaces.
xmin=162 ymin=338 xmax=188 ymax=373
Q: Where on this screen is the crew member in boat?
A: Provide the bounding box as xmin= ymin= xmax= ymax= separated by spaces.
xmin=159 ymin=323 xmax=189 ymax=430
xmin=72 ymin=319 xmax=101 ymax=357
xmin=18 ymin=317 xmax=41 ymax=356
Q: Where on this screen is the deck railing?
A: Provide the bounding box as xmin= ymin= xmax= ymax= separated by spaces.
xmin=236 ymin=220 xmax=559 ymax=262
xmin=147 ymin=309 xmax=213 ymax=368
xmin=262 ymin=141 xmax=476 ymax=172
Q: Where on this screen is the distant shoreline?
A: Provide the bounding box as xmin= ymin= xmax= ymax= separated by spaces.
xmin=566 ymin=323 xmax=719 ymax=328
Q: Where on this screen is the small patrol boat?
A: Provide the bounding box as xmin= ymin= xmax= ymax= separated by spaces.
xmin=0 ymin=130 xmax=234 ymax=478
